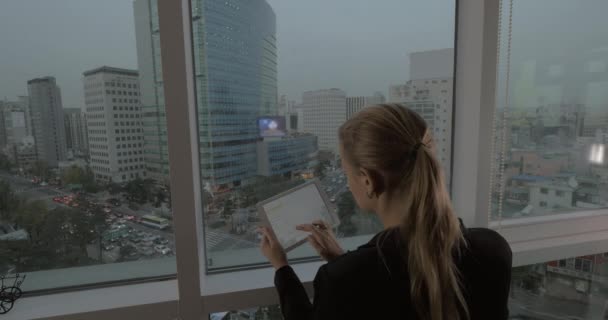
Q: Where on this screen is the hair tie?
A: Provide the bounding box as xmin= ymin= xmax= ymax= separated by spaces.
xmin=410 ymin=142 xmax=425 ymax=158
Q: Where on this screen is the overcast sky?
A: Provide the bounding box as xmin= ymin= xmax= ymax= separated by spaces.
xmin=0 ymin=0 xmax=455 ymax=107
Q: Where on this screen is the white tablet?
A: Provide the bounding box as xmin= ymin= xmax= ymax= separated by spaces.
xmin=257 ymin=180 xmax=340 ymax=252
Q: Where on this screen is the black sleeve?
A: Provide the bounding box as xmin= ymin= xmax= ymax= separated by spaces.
xmin=465 ymin=229 xmax=513 ymax=320
xmin=274 ymin=265 xmax=339 ymax=320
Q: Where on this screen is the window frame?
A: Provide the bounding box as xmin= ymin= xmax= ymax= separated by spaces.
xmin=7 ymin=0 xmax=608 ymax=319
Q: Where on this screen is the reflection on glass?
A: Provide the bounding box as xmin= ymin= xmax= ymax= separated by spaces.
xmin=186 ymin=0 xmax=456 ymax=271
xmin=511 ymin=253 xmax=608 ymax=319
xmin=491 ymin=0 xmax=608 ymax=220
xmin=0 ymin=0 xmax=176 ymax=291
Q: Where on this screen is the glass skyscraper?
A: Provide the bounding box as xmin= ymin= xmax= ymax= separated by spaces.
xmin=135 ymin=0 xmax=277 ymax=187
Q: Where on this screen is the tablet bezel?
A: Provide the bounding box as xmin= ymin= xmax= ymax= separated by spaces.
xmin=256 ymin=179 xmax=340 ymax=252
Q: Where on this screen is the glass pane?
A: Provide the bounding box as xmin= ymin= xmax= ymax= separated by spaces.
xmin=186 ymin=0 xmax=456 ymax=271
xmin=511 ymin=253 xmax=608 ymax=319
xmin=211 ymin=306 xmax=284 ymax=320
xmin=491 ymin=0 xmax=608 ymax=220
xmin=0 ymin=0 xmax=176 ymax=291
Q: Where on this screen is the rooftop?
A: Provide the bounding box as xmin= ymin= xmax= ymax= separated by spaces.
xmin=83 ymin=66 xmax=138 ymax=77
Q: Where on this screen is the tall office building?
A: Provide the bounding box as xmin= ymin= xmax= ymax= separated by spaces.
xmin=301 ymin=88 xmax=346 ymax=153
xmin=64 ymin=108 xmax=89 ymax=157
xmin=27 ymin=77 xmax=68 ymax=167
xmin=83 ymin=67 xmax=145 ymax=183
xmin=346 ymin=92 xmax=386 ymax=119
xmin=134 ymin=0 xmax=278 ymax=187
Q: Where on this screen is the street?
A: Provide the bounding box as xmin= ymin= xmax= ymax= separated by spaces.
xmin=509 ymin=287 xmax=607 ymax=319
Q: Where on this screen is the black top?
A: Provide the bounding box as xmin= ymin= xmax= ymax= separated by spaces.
xmin=274 ymin=225 xmax=512 ymax=320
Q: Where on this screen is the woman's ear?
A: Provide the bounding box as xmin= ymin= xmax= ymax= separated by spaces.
xmin=359 ymin=167 xmax=375 ymax=196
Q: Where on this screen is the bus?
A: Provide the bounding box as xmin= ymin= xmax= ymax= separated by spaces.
xmin=141 ymin=215 xmax=170 ymax=230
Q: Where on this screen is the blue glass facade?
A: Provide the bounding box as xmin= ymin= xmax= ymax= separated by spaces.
xmin=192 ymin=0 xmax=277 ymax=186
xmin=258 ymin=135 xmax=319 ymax=177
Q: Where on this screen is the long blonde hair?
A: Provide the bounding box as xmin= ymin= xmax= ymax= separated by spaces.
xmin=339 ymin=104 xmax=468 ymax=320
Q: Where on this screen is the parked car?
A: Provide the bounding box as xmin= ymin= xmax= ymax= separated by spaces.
xmin=160 ymin=248 xmax=172 ymax=255
xmin=142 ymin=248 xmax=155 ymax=256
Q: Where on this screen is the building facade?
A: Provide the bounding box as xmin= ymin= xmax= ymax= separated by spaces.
xmin=63 ymin=108 xmax=89 ymax=158
xmin=83 ymin=66 xmax=145 ymax=183
xmin=301 ymin=88 xmax=346 ymax=154
xmin=27 ymin=77 xmax=68 ymax=167
xmin=256 ymin=134 xmax=318 ymax=177
xmin=389 ymin=78 xmax=453 ymax=178
xmin=345 ymin=92 xmax=386 ymax=119
xmin=135 ymin=0 xmax=278 ymax=187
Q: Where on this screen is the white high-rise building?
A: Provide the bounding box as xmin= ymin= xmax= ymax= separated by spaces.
xmin=409 ymin=48 xmax=454 ymax=80
xmin=64 ymin=108 xmax=89 ymax=157
xmin=346 ymin=92 xmax=386 ymax=119
xmin=278 ymin=95 xmax=296 ymax=116
xmin=83 ymin=66 xmax=145 ymax=183
xmin=388 ymin=48 xmax=454 ymax=179
xmin=27 ymin=77 xmax=68 ymax=167
xmin=301 ymin=88 xmax=346 ymax=153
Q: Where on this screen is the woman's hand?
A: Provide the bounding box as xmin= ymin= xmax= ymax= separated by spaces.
xmin=259 ymin=226 xmax=288 ymax=270
xmin=297 ymin=220 xmax=344 ymax=261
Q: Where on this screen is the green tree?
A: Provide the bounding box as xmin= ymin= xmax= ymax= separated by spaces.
xmin=30 ymin=160 xmax=51 ymax=180
xmin=107 ymin=182 xmax=123 ymax=195
xmin=0 ymin=153 xmax=13 ymax=171
xmin=314 ymin=159 xmax=330 ymax=179
xmin=0 ymin=180 xmax=20 ymax=221
xmin=222 ymin=198 xmax=234 ymax=219
xmin=125 ymin=178 xmax=155 ymax=204
xmin=337 ymin=192 xmax=357 ymax=236
xmin=62 ymin=165 xmax=98 ymax=193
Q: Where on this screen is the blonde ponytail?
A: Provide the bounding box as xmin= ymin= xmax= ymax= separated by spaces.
xmin=339 ymin=104 xmax=469 ymax=320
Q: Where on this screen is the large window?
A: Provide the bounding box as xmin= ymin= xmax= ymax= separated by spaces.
xmin=189 ymin=0 xmax=457 ymax=271
xmin=511 ymin=252 xmax=608 ymax=320
xmin=491 ymin=0 xmax=608 ymax=221
xmin=0 ymin=0 xmax=176 ymax=292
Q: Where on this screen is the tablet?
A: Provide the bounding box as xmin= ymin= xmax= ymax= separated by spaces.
xmin=257 ymin=180 xmax=340 ymax=252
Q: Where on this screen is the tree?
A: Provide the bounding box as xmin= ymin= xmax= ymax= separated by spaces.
xmin=154 ymin=189 xmax=165 ymax=208
xmin=337 ymin=192 xmax=357 ymax=236
xmin=61 ymin=165 xmax=99 ymax=193
xmin=0 ymin=180 xmax=20 ymax=221
xmin=125 ymin=178 xmax=155 ymax=204
xmin=0 ymin=153 xmax=13 ymax=171
xmin=107 ymin=182 xmax=123 ymax=195
xmin=222 ymin=198 xmax=234 ymax=219
xmin=315 ymin=159 xmax=330 ymax=179
xmin=30 ymin=160 xmax=51 ymax=180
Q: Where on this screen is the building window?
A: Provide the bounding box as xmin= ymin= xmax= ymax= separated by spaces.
xmin=540 ymin=188 xmax=549 ymax=194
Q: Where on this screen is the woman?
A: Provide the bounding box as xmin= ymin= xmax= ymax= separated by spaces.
xmin=259 ymin=104 xmax=512 ymax=320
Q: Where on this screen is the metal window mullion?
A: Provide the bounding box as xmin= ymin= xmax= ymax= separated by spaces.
xmin=157 ymin=0 xmax=205 ymax=319
xmin=451 ymin=0 xmax=500 ymax=228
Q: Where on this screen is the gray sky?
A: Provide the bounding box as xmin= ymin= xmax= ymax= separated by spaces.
xmin=0 ymin=0 xmax=455 ymax=107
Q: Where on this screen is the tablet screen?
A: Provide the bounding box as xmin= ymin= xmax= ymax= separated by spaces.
xmin=261 ymin=182 xmax=335 ymax=250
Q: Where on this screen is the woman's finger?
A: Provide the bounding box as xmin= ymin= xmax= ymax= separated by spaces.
xmin=309 ymin=227 xmax=326 ymax=246
xmin=307 ymin=235 xmax=324 ymax=254
xmin=259 ymin=226 xmax=276 ymax=243
xmin=296 ymin=224 xmax=314 ymax=232
xmin=311 ymin=220 xmax=327 ymax=228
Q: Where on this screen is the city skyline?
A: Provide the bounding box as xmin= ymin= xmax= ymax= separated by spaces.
xmin=0 ymin=0 xmax=455 ymax=107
